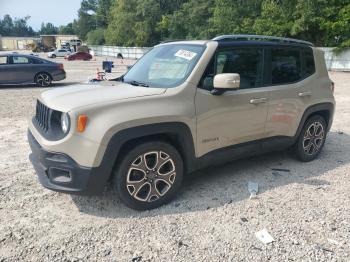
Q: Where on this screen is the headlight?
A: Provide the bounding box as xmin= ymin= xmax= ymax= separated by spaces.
xmin=61 ymin=112 xmax=70 ymax=134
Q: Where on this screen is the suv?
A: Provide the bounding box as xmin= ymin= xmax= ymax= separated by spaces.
xmin=48 ymin=49 xmax=71 ymax=58
xmin=28 ymin=35 xmax=335 ymax=210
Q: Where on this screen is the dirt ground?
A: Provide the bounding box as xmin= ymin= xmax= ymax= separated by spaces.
xmin=0 ymin=53 xmax=349 ymax=261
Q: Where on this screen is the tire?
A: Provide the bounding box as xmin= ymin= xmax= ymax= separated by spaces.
xmin=52 ymin=54 xmax=56 ymax=58
xmin=113 ymin=141 xmax=183 ymax=210
xmin=294 ymin=115 xmax=327 ymax=162
xmin=35 ymin=72 xmax=52 ymax=87
xmin=117 ymin=53 xmax=123 ymax=59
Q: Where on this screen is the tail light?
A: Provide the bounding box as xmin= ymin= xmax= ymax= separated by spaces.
xmin=57 ymin=63 xmax=64 ymax=70
xmin=331 ymin=81 xmax=335 ymax=93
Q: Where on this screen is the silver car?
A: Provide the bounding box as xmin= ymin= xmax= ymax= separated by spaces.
xmin=0 ymin=54 xmax=66 ymax=87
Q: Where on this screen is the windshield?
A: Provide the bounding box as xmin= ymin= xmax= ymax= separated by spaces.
xmin=123 ymin=44 xmax=205 ymax=88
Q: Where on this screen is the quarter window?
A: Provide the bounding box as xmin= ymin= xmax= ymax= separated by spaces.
xmin=271 ymin=49 xmax=301 ymax=85
xmin=304 ymin=49 xmax=315 ymax=77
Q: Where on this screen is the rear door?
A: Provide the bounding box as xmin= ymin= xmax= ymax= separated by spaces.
xmin=8 ymin=56 xmax=36 ymax=83
xmin=264 ymin=46 xmax=315 ymax=142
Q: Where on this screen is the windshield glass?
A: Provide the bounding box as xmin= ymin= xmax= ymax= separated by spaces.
xmin=123 ymin=44 xmax=206 ymax=88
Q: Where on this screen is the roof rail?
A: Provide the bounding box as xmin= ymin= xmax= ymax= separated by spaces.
xmin=160 ymin=39 xmax=186 ymax=44
xmin=212 ymin=34 xmax=314 ymax=47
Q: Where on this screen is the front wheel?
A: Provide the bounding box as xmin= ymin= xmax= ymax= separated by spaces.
xmin=113 ymin=141 xmax=183 ymax=210
xmin=294 ymin=115 xmax=327 ymax=162
xmin=35 ymin=73 xmax=52 ymax=87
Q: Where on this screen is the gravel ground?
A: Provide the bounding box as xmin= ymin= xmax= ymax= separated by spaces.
xmin=0 ymin=53 xmax=349 ymax=261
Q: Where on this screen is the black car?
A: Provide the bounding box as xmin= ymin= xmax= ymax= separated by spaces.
xmin=0 ymin=53 xmax=66 ymax=87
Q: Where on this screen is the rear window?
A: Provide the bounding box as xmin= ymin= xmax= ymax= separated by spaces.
xmin=271 ymin=49 xmax=301 ymax=85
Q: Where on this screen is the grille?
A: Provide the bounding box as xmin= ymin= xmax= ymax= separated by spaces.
xmin=35 ymin=100 xmax=51 ymax=132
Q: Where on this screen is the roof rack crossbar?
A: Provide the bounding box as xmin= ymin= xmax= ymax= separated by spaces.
xmin=212 ymin=34 xmax=314 ymax=47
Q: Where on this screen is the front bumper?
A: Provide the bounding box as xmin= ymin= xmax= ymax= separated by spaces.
xmin=28 ymin=130 xmax=106 ymax=195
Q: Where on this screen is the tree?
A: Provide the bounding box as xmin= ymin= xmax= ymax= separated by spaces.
xmin=96 ymin=0 xmax=113 ymax=27
xmin=86 ymin=28 xmax=105 ymax=44
xmin=58 ymin=23 xmax=76 ymax=35
xmin=210 ymin=0 xmax=262 ymax=36
xmin=159 ymin=0 xmax=214 ymax=40
xmin=0 ymin=14 xmax=14 ymax=36
xmin=0 ymin=14 xmax=35 ymax=36
xmin=105 ymin=0 xmax=139 ymax=46
xmin=76 ymin=0 xmax=98 ymax=40
xmin=39 ymin=22 xmax=58 ymax=35
xmin=253 ymin=0 xmax=296 ymax=37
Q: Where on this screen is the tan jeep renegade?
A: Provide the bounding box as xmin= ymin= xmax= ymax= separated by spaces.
xmin=28 ymin=35 xmax=335 ymax=210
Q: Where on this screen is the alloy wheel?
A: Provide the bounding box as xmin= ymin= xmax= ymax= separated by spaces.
xmin=302 ymin=121 xmax=325 ymax=156
xmin=126 ymin=151 xmax=176 ymax=202
xmin=36 ymin=73 xmax=51 ymax=87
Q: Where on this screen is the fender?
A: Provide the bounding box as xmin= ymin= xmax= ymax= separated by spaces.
xmin=294 ymin=102 xmax=335 ymax=139
xmin=91 ymin=122 xmax=197 ymax=189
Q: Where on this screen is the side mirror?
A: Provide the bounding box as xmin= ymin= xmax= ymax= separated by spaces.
xmin=213 ymin=73 xmax=240 ymax=93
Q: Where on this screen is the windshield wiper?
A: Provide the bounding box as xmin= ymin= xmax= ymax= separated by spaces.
xmin=110 ymin=75 xmax=124 ymax=82
xmin=127 ymin=80 xmax=149 ymax=87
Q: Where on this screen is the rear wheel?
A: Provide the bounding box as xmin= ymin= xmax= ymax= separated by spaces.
xmin=35 ymin=73 xmax=52 ymax=87
xmin=294 ymin=115 xmax=327 ymax=162
xmin=113 ymin=141 xmax=183 ymax=210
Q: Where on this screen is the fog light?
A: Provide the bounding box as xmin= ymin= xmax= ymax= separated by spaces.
xmin=49 ymin=168 xmax=72 ymax=183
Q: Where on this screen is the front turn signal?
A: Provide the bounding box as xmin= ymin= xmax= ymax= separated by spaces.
xmin=77 ymin=115 xmax=88 ymax=132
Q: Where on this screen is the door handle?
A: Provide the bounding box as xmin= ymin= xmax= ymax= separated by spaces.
xmin=298 ymin=91 xmax=312 ymax=97
xmin=249 ymin=98 xmax=268 ymax=104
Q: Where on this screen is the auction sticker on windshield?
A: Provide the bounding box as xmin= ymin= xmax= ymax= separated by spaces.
xmin=175 ymin=50 xmax=197 ymax=60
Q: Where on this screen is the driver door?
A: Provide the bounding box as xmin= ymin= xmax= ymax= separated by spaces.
xmin=195 ymin=46 xmax=270 ymax=157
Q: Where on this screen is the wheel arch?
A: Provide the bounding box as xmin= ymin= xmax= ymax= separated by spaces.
xmin=92 ymin=122 xmax=197 ymax=186
xmin=34 ymin=71 xmax=52 ymax=84
xmin=295 ymin=102 xmax=334 ymax=138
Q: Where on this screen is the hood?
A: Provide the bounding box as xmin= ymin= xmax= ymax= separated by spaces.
xmin=40 ymin=81 xmax=166 ymax=112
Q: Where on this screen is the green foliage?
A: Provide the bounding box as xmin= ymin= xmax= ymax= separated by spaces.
xmin=86 ymin=28 xmax=105 ymax=45
xmin=0 ymin=14 xmax=35 ymax=36
xmin=76 ymin=0 xmax=99 ymax=40
xmin=159 ymin=0 xmax=214 ymax=40
xmin=39 ymin=22 xmax=58 ymax=35
xmin=58 ymin=23 xmax=76 ymax=35
xmin=1 ymin=0 xmax=349 ymax=52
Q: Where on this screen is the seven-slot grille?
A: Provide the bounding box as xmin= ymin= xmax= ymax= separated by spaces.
xmin=35 ymin=100 xmax=51 ymax=132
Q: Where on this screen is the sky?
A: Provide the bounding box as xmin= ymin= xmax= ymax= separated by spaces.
xmin=0 ymin=0 xmax=82 ymax=30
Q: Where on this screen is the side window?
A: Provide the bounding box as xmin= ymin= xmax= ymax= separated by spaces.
xmin=31 ymin=58 xmax=44 ymax=64
xmin=200 ymin=48 xmax=263 ymax=90
xmin=12 ymin=56 xmax=30 ymax=64
xmin=0 ymin=56 xmax=7 ymax=64
xmin=304 ymin=49 xmax=315 ymax=77
xmin=271 ymin=49 xmax=301 ymax=85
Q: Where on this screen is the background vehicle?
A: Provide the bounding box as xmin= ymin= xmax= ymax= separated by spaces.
xmin=28 ymin=35 xmax=335 ymax=210
xmin=0 ymin=54 xmax=66 ymax=87
xmin=65 ymin=52 xmax=92 ymax=61
xmin=48 ymin=49 xmax=71 ymax=58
